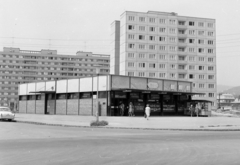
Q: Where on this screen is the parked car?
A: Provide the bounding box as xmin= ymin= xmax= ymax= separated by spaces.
xmin=0 ymin=106 xmax=15 ymax=121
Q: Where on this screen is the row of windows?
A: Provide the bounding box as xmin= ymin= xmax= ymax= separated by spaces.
xmin=127 ymin=53 xmax=215 ymax=62
xmin=128 ymin=25 xmax=215 ymax=36
xmin=128 ymin=35 xmax=214 ymax=45
xmin=0 ymin=54 xmax=109 ymax=63
xmin=127 ymin=44 xmax=215 ymax=53
xmin=127 ymin=71 xmax=215 ymax=80
xmin=128 ymin=62 xmax=215 ymax=71
xmin=127 ymin=16 xmax=214 ymax=28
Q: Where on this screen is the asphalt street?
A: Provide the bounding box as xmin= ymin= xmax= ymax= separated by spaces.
xmin=1 ymin=121 xmax=240 ymax=165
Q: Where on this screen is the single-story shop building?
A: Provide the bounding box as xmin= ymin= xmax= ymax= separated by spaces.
xmin=18 ymin=75 xmax=210 ymax=116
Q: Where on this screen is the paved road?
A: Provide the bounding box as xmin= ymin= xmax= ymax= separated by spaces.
xmin=1 ymin=122 xmax=240 ymax=165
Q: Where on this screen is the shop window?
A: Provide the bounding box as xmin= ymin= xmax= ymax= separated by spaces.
xmin=80 ymin=92 xmax=92 ymax=99
xmin=56 ymin=94 xmax=66 ymax=100
xmin=28 ymin=95 xmax=36 ymax=100
xmin=67 ymin=93 xmax=79 ymax=99
xmin=99 ymin=91 xmax=107 ymax=98
xmin=36 ymin=95 xmax=43 ymax=100
xmin=19 ymin=96 xmax=27 ymax=100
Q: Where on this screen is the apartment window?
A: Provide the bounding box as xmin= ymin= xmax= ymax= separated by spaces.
xmin=189 ymin=48 xmax=195 ymax=53
xmin=178 ymin=65 xmax=185 ymax=70
xmin=159 ymin=27 xmax=166 ymax=33
xmin=139 ymin=17 xmax=145 ymax=22
xmin=169 ymin=28 xmax=176 ymax=34
xmin=169 ymin=46 xmax=176 ymax=52
xmin=179 ymin=74 xmax=185 ymax=79
xmin=139 ymin=44 xmax=146 ymax=49
xmin=139 ymin=26 xmax=146 ymax=31
xmin=208 ymin=31 xmax=214 ymax=36
xmin=139 ymin=72 xmax=145 ymax=77
xmin=149 ymin=36 xmax=155 ymax=41
xmin=149 ymin=17 xmax=156 ymax=23
xmin=178 ymin=56 xmax=185 ymax=61
xmin=189 ymin=74 xmax=194 ymax=79
xmin=208 ymin=49 xmax=214 ymax=54
xmin=198 ymin=39 xmax=204 ymax=44
xmin=199 ymin=75 xmax=205 ymax=79
xmin=128 ymin=25 xmax=135 ymax=30
xmin=128 ymin=62 xmax=134 ymax=67
xmin=189 ymin=65 xmax=195 ymax=70
xmin=207 ymin=23 xmax=214 ymax=28
xmin=169 ymin=55 xmax=176 ymax=60
xmin=128 ymin=43 xmax=135 ymax=49
xmin=189 ymin=21 xmax=195 ymax=26
xmin=139 ymin=35 xmax=145 ymax=40
xmin=159 ymin=64 xmax=166 ymax=69
xmin=159 ymin=19 xmax=166 ymax=24
xmin=199 ymin=66 xmax=205 ymax=70
xmin=170 ymin=64 xmax=176 ymax=69
xmin=149 ymin=45 xmax=156 ymax=50
xmin=208 ymin=75 xmax=214 ymax=79
xmin=139 ymin=53 xmax=145 ymax=58
xmin=128 ymin=16 xmax=135 ymax=21
xmin=189 ymin=39 xmax=195 ymax=43
xmin=170 ymin=73 xmax=176 ymax=79
xmin=208 ymin=66 xmax=214 ymax=71
xmin=198 ymin=31 xmax=205 ymax=35
xmin=178 ymin=47 xmax=185 ymax=52
xmin=199 ymin=84 xmax=205 ymax=88
xmin=209 ymin=93 xmax=215 ymax=97
xmin=159 ymin=36 xmax=166 ymax=42
xmin=178 ymin=21 xmax=185 ymax=25
xmin=208 ymin=57 xmax=214 ymax=62
xmin=128 ymin=34 xmax=135 ymax=39
xmin=149 ymin=54 xmax=156 ymax=59
xmin=139 ymin=63 xmax=145 ymax=68
xmin=149 ymin=72 xmax=156 ymax=77
xmin=208 ymin=84 xmax=215 ymax=88
xmin=198 ymin=22 xmax=204 ymax=27
xmin=189 ymin=30 xmax=195 ymax=35
xmin=159 ymin=54 xmax=167 ymax=60
xmin=199 ymin=57 xmax=205 ymax=62
xmin=159 ymin=46 xmax=166 ymax=51
xmin=128 ymin=72 xmax=134 ymax=76
xmin=149 ymin=63 xmax=156 ymax=68
xmin=208 ymin=40 xmax=214 ymax=45
xmin=169 ymin=19 xmax=176 ymax=24
xmin=159 ymin=73 xmax=166 ymax=78
xmin=198 ymin=48 xmax=204 ymax=53
xmin=169 ymin=37 xmax=176 ymax=42
xmin=149 ymin=27 xmax=156 ymax=32
xmin=128 ymin=53 xmax=135 ymax=58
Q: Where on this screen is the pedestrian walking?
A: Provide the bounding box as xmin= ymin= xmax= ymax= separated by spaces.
xmin=119 ymin=102 xmax=125 ymax=116
xmin=189 ymin=104 xmax=193 ymax=117
xmin=145 ymin=104 xmax=151 ymax=120
xmin=128 ymin=102 xmax=134 ymax=116
xmin=196 ymin=103 xmax=201 ymax=117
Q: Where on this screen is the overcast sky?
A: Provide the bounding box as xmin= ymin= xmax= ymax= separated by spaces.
xmin=0 ymin=0 xmax=240 ymax=87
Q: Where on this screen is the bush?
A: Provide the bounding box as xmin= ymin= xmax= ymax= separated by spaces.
xmin=90 ymin=120 xmax=108 ymax=127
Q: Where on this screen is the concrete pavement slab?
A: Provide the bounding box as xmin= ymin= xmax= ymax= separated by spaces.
xmin=12 ymin=113 xmax=240 ymax=131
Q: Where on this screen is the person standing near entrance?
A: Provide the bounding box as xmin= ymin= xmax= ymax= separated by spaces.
xmin=145 ymin=104 xmax=151 ymax=120
xmin=128 ymin=102 xmax=134 ymax=116
xmin=119 ymin=102 xmax=125 ymax=116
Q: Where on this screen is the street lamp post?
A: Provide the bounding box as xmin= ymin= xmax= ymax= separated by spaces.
xmin=94 ymin=65 xmax=102 ymax=122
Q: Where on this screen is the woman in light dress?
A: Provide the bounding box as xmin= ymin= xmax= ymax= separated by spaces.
xmin=145 ymin=104 xmax=151 ymax=120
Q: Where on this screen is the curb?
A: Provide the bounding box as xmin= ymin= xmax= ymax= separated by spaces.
xmin=15 ymin=120 xmax=240 ymax=132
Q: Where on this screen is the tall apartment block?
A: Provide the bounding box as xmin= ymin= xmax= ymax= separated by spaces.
xmin=0 ymin=47 xmax=110 ymax=107
xmin=111 ymin=11 xmax=217 ymax=108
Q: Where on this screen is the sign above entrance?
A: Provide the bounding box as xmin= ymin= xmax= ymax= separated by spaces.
xmin=147 ymin=82 xmax=158 ymax=89
xmin=123 ymin=90 xmax=132 ymax=92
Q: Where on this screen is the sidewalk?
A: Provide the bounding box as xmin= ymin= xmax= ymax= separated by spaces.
xmin=13 ymin=113 xmax=240 ymax=131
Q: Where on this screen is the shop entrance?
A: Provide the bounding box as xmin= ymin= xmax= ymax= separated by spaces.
xmin=44 ymin=93 xmax=56 ymax=115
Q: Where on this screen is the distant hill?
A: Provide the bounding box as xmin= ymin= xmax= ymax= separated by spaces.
xmin=217 ymin=85 xmax=233 ymax=93
xmin=223 ymin=86 xmax=240 ymax=96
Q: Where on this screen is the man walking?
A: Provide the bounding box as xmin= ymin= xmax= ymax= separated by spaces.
xmin=145 ymin=104 xmax=151 ymax=120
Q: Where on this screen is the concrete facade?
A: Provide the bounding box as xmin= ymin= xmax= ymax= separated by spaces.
xmin=111 ymin=11 xmax=217 ymax=109
xmin=0 ymin=47 xmax=110 ymax=107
